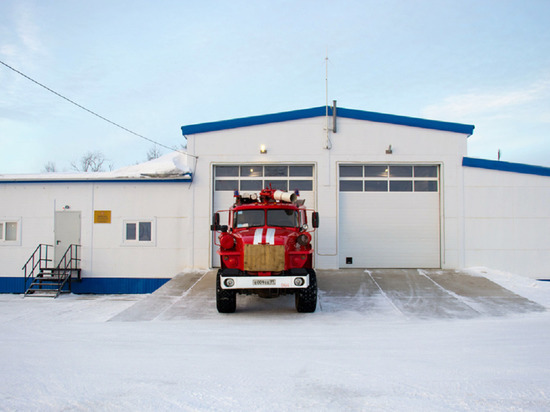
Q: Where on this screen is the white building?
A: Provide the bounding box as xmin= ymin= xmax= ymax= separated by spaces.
xmin=1 ymin=105 xmax=549 ymax=293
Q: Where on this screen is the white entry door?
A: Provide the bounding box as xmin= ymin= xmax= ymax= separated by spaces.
xmin=54 ymin=211 xmax=81 ymax=266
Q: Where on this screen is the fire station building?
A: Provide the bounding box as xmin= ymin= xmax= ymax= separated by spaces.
xmin=1 ymin=105 xmax=549 ymax=293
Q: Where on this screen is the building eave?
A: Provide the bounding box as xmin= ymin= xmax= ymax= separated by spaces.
xmin=181 ymin=106 xmax=475 ymax=136
xmin=463 ymin=157 xmax=550 ymax=177
xmin=0 ymin=175 xmax=193 ymax=184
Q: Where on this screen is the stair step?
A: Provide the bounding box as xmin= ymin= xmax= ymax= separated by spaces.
xmin=25 ymin=290 xmax=58 ymax=297
xmin=33 ymin=278 xmax=65 ymax=282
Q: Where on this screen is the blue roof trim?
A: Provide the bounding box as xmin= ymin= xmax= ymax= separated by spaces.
xmin=181 ymin=107 xmax=326 ymax=135
xmin=463 ymin=157 xmax=550 ymax=177
xmin=0 ymin=176 xmax=193 ymax=184
xmin=181 ymin=106 xmax=475 ymax=136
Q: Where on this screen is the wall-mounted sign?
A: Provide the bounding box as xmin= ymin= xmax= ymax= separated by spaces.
xmin=94 ymin=210 xmax=112 ymax=224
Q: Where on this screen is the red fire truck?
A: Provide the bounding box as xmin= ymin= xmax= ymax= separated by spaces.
xmin=211 ymin=187 xmax=319 ymax=313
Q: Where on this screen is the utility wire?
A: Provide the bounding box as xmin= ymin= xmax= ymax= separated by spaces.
xmin=0 ymin=59 xmax=197 ymax=159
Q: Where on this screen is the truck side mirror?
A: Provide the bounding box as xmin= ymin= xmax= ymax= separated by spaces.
xmin=210 ymin=213 xmax=220 ymax=231
xmin=312 ymin=212 xmax=319 ymax=228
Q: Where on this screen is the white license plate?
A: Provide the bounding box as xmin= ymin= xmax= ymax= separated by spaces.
xmin=252 ymin=279 xmax=277 ymax=286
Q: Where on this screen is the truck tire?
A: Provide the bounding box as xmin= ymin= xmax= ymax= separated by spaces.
xmin=216 ymin=270 xmax=236 ymax=313
xmin=295 ymin=269 xmax=317 ymax=313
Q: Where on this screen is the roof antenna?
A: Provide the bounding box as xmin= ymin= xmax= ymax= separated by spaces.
xmin=498 ymin=149 xmax=501 ymax=161
xmin=324 ymin=50 xmax=332 ymax=150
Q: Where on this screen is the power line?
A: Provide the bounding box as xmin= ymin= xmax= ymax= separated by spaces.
xmin=0 ymin=59 xmax=197 ymax=159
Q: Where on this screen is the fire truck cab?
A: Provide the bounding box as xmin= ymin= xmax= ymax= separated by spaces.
xmin=211 ymin=187 xmax=319 ymax=313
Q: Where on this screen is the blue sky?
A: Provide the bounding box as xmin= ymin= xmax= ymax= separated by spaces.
xmin=1 ymin=0 xmax=549 ymax=173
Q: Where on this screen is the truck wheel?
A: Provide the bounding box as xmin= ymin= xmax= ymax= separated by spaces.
xmin=295 ymin=269 xmax=317 ymax=313
xmin=216 ymin=270 xmax=236 ymax=313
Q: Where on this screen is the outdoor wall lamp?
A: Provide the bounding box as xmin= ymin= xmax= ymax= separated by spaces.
xmin=260 ymin=144 xmax=267 ymax=154
xmin=386 ymin=144 xmax=393 ymax=154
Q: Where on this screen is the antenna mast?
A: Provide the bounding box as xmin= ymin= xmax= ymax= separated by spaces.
xmin=324 ymin=51 xmax=332 ymax=149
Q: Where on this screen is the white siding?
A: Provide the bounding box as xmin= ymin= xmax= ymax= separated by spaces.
xmin=463 ymin=167 xmax=550 ymax=278
xmin=187 ymin=116 xmax=467 ymax=270
xmin=0 ymin=182 xmax=193 ymax=280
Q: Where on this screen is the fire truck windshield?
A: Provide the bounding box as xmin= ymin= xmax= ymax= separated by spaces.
xmin=234 ymin=209 xmax=299 ymax=228
xmin=234 ymin=210 xmax=264 ymax=228
xmin=267 ymin=209 xmax=299 ymax=227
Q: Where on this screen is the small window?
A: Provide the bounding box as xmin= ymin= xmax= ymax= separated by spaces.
xmin=364 ymin=166 xmax=388 ymax=178
xmin=265 ymin=166 xmax=288 ymax=177
xmin=139 ymin=222 xmax=152 ymax=241
xmin=241 ymin=165 xmax=263 ymax=177
xmin=0 ymin=221 xmax=18 ymax=242
xmin=414 ymin=166 xmax=438 ymax=178
xmin=340 ymin=166 xmax=363 ymax=177
xmin=240 ymin=180 xmax=263 ymax=191
xmin=390 ymin=181 xmax=413 ymax=192
xmin=289 ymin=166 xmax=313 ymax=177
xmin=364 ymin=181 xmax=388 ymax=192
xmin=415 ymin=181 xmax=438 ymax=192
xmin=126 ymin=223 xmax=137 ymax=240
xmin=389 ymin=166 xmax=412 ymax=177
xmin=340 ymin=181 xmax=363 ymax=192
xmin=264 ymin=180 xmax=287 ymax=191
xmin=215 ymin=180 xmax=239 ymax=191
xmin=215 ymin=166 xmax=239 ymax=177
xmin=124 ymin=220 xmax=155 ymax=245
xmin=289 ymin=180 xmax=313 ymax=192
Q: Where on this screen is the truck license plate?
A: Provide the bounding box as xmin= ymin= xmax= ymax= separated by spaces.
xmin=253 ymin=279 xmax=276 ymax=286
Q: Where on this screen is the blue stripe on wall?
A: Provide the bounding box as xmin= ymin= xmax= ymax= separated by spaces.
xmin=0 ymin=278 xmax=26 ymax=293
xmin=0 ymin=278 xmax=170 ymax=294
xmin=463 ymin=157 xmax=550 ymax=177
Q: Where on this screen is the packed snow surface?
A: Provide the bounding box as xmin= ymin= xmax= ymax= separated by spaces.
xmin=1 ymin=268 xmax=549 ymax=411
xmin=0 ymin=151 xmax=191 ymax=180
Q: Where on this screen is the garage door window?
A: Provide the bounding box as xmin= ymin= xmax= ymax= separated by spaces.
xmin=339 ymin=164 xmax=439 ymax=193
xmin=215 ymin=165 xmax=314 ymax=192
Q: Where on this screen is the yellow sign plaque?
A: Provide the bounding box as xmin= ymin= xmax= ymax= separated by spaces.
xmin=94 ymin=210 xmax=111 ymax=224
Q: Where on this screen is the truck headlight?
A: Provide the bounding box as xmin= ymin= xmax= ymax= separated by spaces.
xmin=294 ymin=277 xmax=305 ymax=286
xmin=224 ymin=278 xmax=235 ymax=288
xmin=296 ymin=234 xmax=310 ymax=246
xmin=220 ymin=234 xmax=236 ymax=250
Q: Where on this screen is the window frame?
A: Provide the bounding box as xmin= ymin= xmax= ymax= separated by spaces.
xmin=122 ymin=218 xmax=156 ymax=246
xmin=339 ymin=164 xmax=439 ymax=193
xmin=214 ymin=164 xmax=314 ymax=193
xmin=0 ymin=218 xmax=21 ymax=245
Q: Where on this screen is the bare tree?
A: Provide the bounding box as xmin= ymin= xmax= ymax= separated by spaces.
xmin=146 ymin=145 xmax=162 ymax=161
xmin=43 ymin=161 xmax=57 ymax=173
xmin=71 ymin=151 xmax=108 ymax=172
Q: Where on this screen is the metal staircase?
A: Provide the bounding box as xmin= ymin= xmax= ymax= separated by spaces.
xmin=22 ymin=244 xmax=81 ymax=298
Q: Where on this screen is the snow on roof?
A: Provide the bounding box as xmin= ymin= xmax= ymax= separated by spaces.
xmin=0 ymin=151 xmax=193 ymax=183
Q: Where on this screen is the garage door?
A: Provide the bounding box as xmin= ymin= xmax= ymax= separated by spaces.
xmin=212 ymin=164 xmax=315 ymax=267
xmin=339 ymin=164 xmax=440 ymax=268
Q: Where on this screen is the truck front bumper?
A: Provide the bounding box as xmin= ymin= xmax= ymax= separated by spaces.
xmin=220 ymin=274 xmax=310 ymax=290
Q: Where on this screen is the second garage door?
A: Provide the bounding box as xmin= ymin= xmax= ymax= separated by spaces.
xmin=339 ymin=164 xmax=440 ymax=268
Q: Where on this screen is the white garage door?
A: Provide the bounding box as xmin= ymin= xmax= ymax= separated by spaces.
xmin=212 ymin=164 xmax=315 ymax=267
xmin=339 ymin=164 xmax=440 ymax=268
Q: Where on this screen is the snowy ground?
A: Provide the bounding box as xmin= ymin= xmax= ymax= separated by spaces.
xmin=1 ymin=268 xmax=549 ymax=411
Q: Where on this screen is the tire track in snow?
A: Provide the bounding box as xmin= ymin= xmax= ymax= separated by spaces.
xmin=364 ymin=269 xmax=405 ymax=317
xmin=417 ymin=269 xmax=481 ymax=315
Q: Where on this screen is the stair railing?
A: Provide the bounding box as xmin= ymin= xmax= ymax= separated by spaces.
xmin=56 ymin=244 xmax=81 ymax=292
xmin=22 ymin=244 xmax=53 ymax=291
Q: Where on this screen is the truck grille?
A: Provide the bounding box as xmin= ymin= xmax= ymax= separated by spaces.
xmin=243 ymin=244 xmax=285 ymax=271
